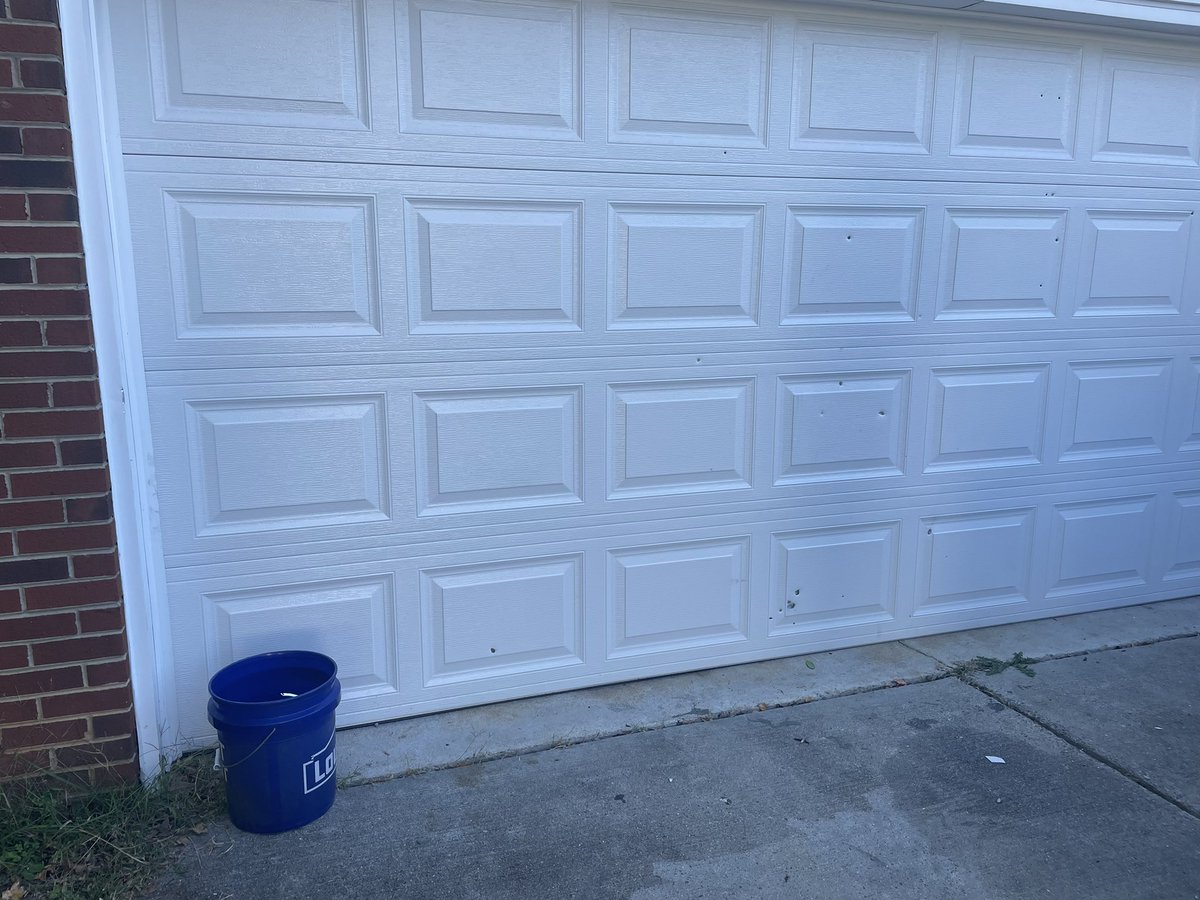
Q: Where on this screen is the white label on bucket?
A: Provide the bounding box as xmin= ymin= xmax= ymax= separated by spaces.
xmin=303 ymin=731 xmax=336 ymax=794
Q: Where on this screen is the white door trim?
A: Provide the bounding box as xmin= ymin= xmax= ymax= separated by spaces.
xmin=60 ymin=0 xmax=179 ymax=780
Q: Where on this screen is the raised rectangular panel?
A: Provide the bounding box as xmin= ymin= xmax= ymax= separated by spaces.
xmin=915 ymin=509 xmax=1035 ymax=615
xmin=608 ymin=379 xmax=753 ymax=498
xmin=608 ymin=538 xmax=750 ymax=657
xmin=776 ymin=372 xmax=909 ymax=483
xmin=1165 ymin=492 xmax=1200 ymax=580
xmin=609 ymin=204 xmax=761 ymax=329
xmin=402 ymin=0 xmax=580 ymax=139
xmin=1048 ymin=497 xmax=1155 ymax=597
xmin=185 ymin=395 xmax=389 ymax=535
xmin=1060 ymin=360 xmax=1171 ymax=461
xmin=609 ymin=7 xmax=769 ymax=147
xmin=164 ymin=192 xmax=379 ymax=337
xmin=952 ymin=39 xmax=1081 ymax=159
xmin=783 ymin=207 xmax=923 ymax=323
xmin=202 ymin=576 xmax=397 ymax=698
xmin=1094 ymin=53 xmax=1200 ymax=165
xmin=1185 ymin=359 xmax=1200 ymax=451
xmin=937 ymin=209 xmax=1065 ymax=319
xmin=770 ymin=523 xmax=899 ymax=634
xmin=926 ymin=365 xmax=1049 ymax=471
xmin=406 ymin=199 xmax=581 ymax=333
xmin=420 ymin=555 xmax=583 ymax=684
xmin=147 ymin=0 xmax=367 ymax=128
xmin=1077 ymin=211 xmax=1191 ymax=315
xmin=792 ymin=27 xmax=936 ymax=153
xmin=414 ymin=387 xmax=582 ymax=514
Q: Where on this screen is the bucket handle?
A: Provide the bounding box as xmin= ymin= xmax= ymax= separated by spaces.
xmin=213 ymin=728 xmax=277 ymax=771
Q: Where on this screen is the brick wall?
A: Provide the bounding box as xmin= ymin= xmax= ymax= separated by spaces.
xmin=0 ymin=0 xmax=137 ymax=787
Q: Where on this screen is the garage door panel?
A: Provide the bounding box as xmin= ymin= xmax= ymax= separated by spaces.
xmin=112 ymin=0 xmax=1200 ymax=184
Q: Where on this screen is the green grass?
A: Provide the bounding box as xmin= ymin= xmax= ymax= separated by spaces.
xmin=0 ymin=752 xmax=226 ymax=900
xmin=951 ymin=651 xmax=1038 ymax=679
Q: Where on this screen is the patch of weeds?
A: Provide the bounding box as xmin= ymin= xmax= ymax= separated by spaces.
xmin=0 ymin=751 xmax=226 ymax=900
xmin=951 ymin=652 xmax=1037 ymax=679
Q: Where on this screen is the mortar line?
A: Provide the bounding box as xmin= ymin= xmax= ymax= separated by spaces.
xmin=958 ymin=673 xmax=1200 ymax=823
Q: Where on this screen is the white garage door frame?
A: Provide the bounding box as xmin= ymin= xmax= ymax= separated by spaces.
xmin=59 ymin=0 xmax=1200 ymax=779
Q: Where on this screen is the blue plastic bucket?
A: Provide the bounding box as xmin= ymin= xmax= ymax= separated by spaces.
xmin=207 ymin=650 xmax=341 ymax=834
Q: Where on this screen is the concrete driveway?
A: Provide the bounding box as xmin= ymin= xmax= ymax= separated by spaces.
xmin=156 ymin=599 xmax=1200 ymax=899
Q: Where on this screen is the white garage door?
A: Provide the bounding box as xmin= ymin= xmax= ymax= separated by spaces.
xmin=107 ymin=0 xmax=1200 ymax=742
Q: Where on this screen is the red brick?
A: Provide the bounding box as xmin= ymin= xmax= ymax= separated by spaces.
xmin=20 ymin=127 xmax=70 ymax=157
xmin=17 ymin=522 xmax=114 ymax=554
xmin=79 ymin=605 xmax=122 ymax=634
xmin=0 ymin=554 xmax=67 ymax=583
xmin=0 ymin=611 xmax=75 ymax=641
xmin=0 ymin=589 xmax=20 ymax=614
xmin=18 ymin=58 xmax=64 ymax=90
xmin=93 ymin=759 xmax=140 ymax=787
xmin=44 ymin=318 xmax=92 ymax=346
xmin=0 ymin=382 xmax=50 ymax=409
xmin=0 ymin=440 xmax=57 ymax=467
xmin=0 ymin=497 xmax=63 ymax=526
xmin=0 ymin=531 xmax=11 ymax=556
xmin=0 ymin=192 xmax=26 ymax=219
xmin=0 ymin=481 xmax=8 ymax=501
xmin=0 ymin=350 xmax=95 ymax=378
xmin=0 ymin=59 xmax=12 ymax=89
xmin=1 ymin=718 xmax=86 ymax=749
xmin=56 ymin=735 xmax=136 ymax=768
xmin=60 ymin=438 xmax=104 ymax=466
xmin=10 ymin=467 xmax=108 ymax=499
xmin=3 ymin=408 xmax=103 ymax=438
xmin=9 ymin=0 xmax=59 ymax=22
xmin=91 ymin=708 xmax=134 ymax=738
xmin=51 ymin=380 xmax=98 ymax=407
xmin=24 ymin=576 xmax=120 ymax=610
xmin=0 ymin=225 xmax=80 ymax=252
xmin=0 ymin=288 xmax=88 ymax=316
xmin=28 ymin=192 xmax=77 ymax=222
xmin=86 ymin=661 xmax=129 ymax=687
xmin=0 ymin=92 xmax=67 ymax=123
xmin=0 ymin=665 xmax=84 ymax=695
xmin=0 ymin=257 xmax=33 ymax=283
xmin=31 ymin=633 xmax=126 ymax=666
xmin=0 ymin=645 xmax=29 ymax=669
xmin=70 ymin=554 xmax=118 ymax=579
xmin=0 ymin=319 xmax=43 ymax=346
xmin=0 ymin=698 xmax=39 ymax=725
xmin=0 ymin=23 xmax=61 ymax=54
xmin=0 ymin=127 xmax=22 ymax=154
xmin=41 ymin=685 xmax=131 ymax=719
xmin=65 ymin=495 xmax=110 ymax=522
xmin=0 ymin=748 xmax=51 ymax=778
xmin=33 ymin=255 xmax=84 ymax=284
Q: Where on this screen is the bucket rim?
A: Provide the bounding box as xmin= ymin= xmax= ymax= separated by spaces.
xmin=208 ymin=649 xmax=339 ymax=710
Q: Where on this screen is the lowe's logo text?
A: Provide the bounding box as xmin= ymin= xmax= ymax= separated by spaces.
xmin=303 ymin=733 xmax=336 ymax=794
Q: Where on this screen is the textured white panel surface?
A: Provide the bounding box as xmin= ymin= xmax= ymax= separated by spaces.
xmin=184 ymin=396 xmax=389 ymax=535
xmin=610 ymin=7 xmax=769 ymax=146
xmin=164 ymin=192 xmax=379 ymax=337
xmin=1048 ymin=497 xmax=1156 ymax=597
xmin=401 ymin=0 xmax=580 ymax=138
xmin=776 ymin=372 xmax=910 ymax=483
xmin=609 ymin=379 xmax=754 ymax=498
xmin=420 ymin=555 xmax=583 ymax=683
xmin=202 ymin=576 xmax=397 ymax=697
xmin=609 ymin=203 xmax=762 ymax=328
xmin=110 ymin=0 xmax=1200 ymax=741
xmin=406 ymin=199 xmax=581 ymax=332
xmin=792 ymin=26 xmax=936 ymax=153
xmin=770 ymin=523 xmax=899 ymax=633
xmin=608 ymin=538 xmax=750 ymax=656
xmin=916 ymin=509 xmax=1036 ymax=614
xmin=783 ymin=207 xmax=923 ymax=323
xmin=414 ymin=387 xmax=582 ymax=514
